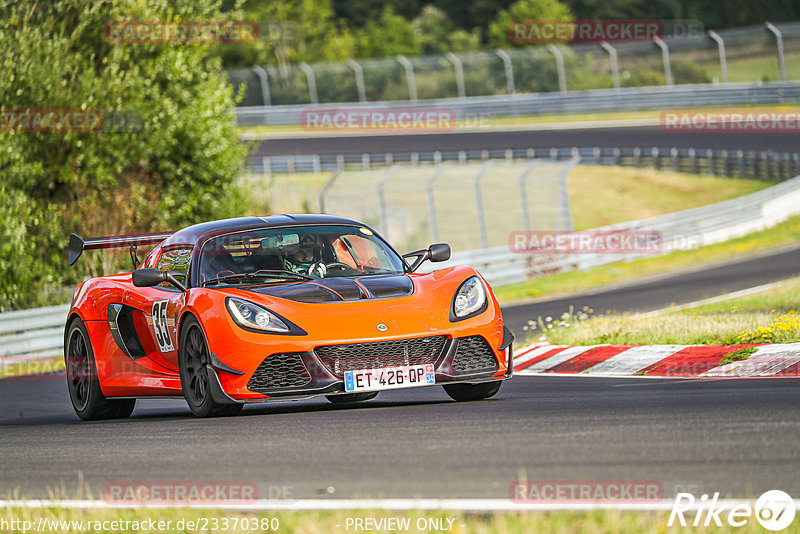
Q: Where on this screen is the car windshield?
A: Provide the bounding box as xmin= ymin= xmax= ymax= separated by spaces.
xmin=198 ymin=225 xmax=405 ymax=285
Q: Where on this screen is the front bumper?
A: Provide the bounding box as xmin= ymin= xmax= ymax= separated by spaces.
xmin=213 ymin=331 xmax=513 ymax=403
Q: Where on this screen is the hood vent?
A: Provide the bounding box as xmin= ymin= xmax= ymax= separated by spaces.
xmin=245 ymin=275 xmax=413 ymax=303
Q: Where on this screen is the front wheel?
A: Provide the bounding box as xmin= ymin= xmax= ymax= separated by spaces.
xmin=443 ymin=381 xmax=502 ymax=402
xmin=179 ymin=317 xmax=243 ymax=418
xmin=325 ymin=392 xmax=378 ymax=404
xmin=65 ymin=318 xmax=135 ymax=421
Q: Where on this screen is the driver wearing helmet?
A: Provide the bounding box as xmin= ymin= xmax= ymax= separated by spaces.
xmin=282 ymin=234 xmax=326 ymax=277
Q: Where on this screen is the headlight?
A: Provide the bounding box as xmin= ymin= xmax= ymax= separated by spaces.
xmin=451 ymin=276 xmax=487 ymax=320
xmin=226 ymin=297 xmax=290 ymax=333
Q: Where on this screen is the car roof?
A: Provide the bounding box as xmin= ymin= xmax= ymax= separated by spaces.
xmin=161 ymin=214 xmax=367 ymax=248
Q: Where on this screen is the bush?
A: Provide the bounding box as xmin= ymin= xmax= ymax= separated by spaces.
xmin=0 ymin=0 xmax=249 ymax=311
xmin=671 ymin=60 xmax=714 ymax=85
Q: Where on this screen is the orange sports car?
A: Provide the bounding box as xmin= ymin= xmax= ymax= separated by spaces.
xmin=65 ymin=215 xmax=513 ymax=419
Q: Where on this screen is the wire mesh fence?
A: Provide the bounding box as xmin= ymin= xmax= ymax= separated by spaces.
xmin=228 ymin=21 xmax=800 ymax=107
xmin=316 ymin=159 xmax=576 ymax=254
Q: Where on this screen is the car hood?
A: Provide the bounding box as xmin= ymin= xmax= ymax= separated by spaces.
xmin=241 ymin=274 xmax=414 ymax=303
xmin=192 ymin=266 xmax=500 ymax=342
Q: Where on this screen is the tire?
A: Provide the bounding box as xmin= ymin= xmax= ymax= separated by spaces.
xmin=443 ymin=381 xmax=502 ymax=402
xmin=178 ymin=316 xmax=243 ymax=418
xmin=325 ymin=392 xmax=378 ymax=404
xmin=65 ymin=318 xmax=136 ymax=421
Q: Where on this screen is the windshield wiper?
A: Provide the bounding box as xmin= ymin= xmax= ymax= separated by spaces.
xmin=202 ymin=269 xmax=314 ymax=287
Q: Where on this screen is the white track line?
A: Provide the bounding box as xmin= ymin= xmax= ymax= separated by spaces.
xmin=1 ymin=498 xmax=793 ymax=512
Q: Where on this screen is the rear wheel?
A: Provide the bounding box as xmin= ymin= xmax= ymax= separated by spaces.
xmin=65 ymin=318 xmax=135 ymax=421
xmin=326 ymin=392 xmax=378 ymax=404
xmin=179 ymin=317 xmax=243 ymax=418
xmin=443 ymin=381 xmax=502 ymax=402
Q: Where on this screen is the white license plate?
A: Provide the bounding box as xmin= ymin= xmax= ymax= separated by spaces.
xmin=344 ymin=364 xmax=435 ymax=392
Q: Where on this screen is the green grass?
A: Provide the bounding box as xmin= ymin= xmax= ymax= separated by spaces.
xmin=566 ymin=166 xmax=768 ymax=231
xmin=494 ymin=213 xmax=800 ymax=305
xmin=725 ymin=50 xmax=800 ymax=84
xmin=533 ymin=276 xmax=800 ymax=346
xmin=719 ymin=347 xmax=758 ymax=366
xmin=0 ymin=507 xmax=785 ymax=533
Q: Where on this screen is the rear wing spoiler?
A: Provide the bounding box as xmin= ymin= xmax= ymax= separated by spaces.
xmin=68 ymin=232 xmax=174 ymax=266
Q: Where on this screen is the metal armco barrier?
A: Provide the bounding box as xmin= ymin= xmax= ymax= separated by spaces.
xmin=236 ymin=82 xmax=800 ymax=127
xmin=0 ymin=305 xmax=68 ymax=361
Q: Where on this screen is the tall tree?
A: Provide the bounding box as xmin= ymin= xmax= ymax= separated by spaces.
xmin=488 ymin=0 xmax=574 ymax=47
xmin=0 ymin=0 xmax=248 ymax=309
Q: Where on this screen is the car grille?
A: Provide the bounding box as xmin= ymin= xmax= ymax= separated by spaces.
xmin=316 ymin=336 xmax=448 ymax=376
xmin=452 ymin=336 xmax=498 ymax=375
xmin=247 ymin=353 xmax=312 ymax=392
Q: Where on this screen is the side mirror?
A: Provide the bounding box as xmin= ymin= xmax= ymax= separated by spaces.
xmin=403 ymin=243 xmax=451 ymax=272
xmin=132 ymin=268 xmax=186 ymax=291
xmin=428 ymin=243 xmax=451 ymax=263
xmin=132 ymin=268 xmax=166 ymax=287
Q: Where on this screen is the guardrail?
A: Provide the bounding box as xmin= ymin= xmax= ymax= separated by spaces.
xmin=422 ymin=173 xmax=800 ymax=286
xmin=236 ymin=82 xmax=800 ymax=127
xmin=249 ymin=146 xmax=800 ymax=181
xmin=0 ymin=305 xmax=68 ymax=362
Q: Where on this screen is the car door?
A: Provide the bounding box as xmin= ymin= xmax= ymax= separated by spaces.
xmin=124 ymin=245 xmax=191 ymax=371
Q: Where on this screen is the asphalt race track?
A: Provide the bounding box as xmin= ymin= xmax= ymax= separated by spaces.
xmin=2 ymin=247 xmax=800 ymax=501
xmin=2 ymin=373 xmax=800 ymax=500
xmin=253 ymin=126 xmax=799 ymax=156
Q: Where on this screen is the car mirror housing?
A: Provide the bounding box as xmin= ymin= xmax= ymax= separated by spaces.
xmin=132 ymin=268 xmax=166 ymax=287
xmin=132 ymin=268 xmax=186 ymax=291
xmin=428 ymin=243 xmax=451 ymax=263
xmin=403 ymin=243 xmax=451 ymax=272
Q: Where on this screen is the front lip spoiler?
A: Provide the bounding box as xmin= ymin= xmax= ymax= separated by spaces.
xmin=207 ymin=365 xmax=243 ymax=405
xmin=500 ymin=325 xmax=514 ymax=379
xmin=499 ymin=326 xmax=514 ymax=351
xmin=210 ymin=352 xmax=244 ymax=375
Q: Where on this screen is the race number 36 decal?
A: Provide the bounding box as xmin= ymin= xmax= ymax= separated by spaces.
xmin=152 ymin=300 xmax=175 ymax=353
